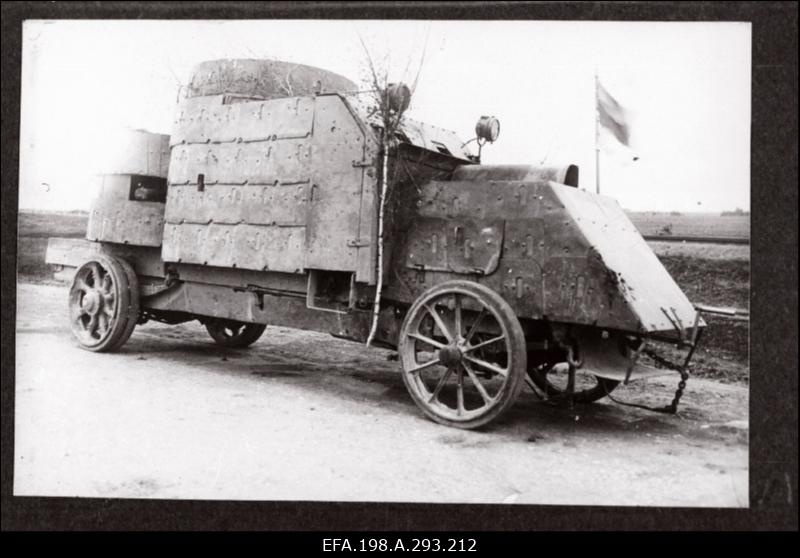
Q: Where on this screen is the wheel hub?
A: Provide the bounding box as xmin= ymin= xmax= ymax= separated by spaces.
xmin=438 ymin=345 xmax=463 ymax=367
xmin=81 ymin=290 xmax=101 ymax=315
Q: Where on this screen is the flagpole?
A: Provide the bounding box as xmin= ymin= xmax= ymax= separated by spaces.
xmin=594 ymin=69 xmax=600 ymax=195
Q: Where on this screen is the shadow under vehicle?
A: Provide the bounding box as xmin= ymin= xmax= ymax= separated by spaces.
xmin=46 ymin=58 xmax=706 ymax=429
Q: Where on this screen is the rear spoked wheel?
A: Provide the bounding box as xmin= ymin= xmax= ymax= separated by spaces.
xmin=205 ymin=319 xmax=266 ymax=348
xmin=399 ymin=281 xmax=527 ymax=429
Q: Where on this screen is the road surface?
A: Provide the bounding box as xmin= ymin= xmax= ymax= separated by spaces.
xmin=14 ymin=283 xmax=748 ymax=506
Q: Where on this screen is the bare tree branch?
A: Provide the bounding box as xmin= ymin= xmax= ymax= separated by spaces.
xmin=410 ymin=27 xmax=430 ymax=95
xmin=358 ymin=33 xmax=424 ymax=347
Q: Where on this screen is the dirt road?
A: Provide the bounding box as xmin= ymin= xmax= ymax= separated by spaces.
xmin=13 ymin=283 xmax=748 ymax=506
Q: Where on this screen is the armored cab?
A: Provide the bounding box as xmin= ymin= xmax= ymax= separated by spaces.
xmin=47 ymin=58 xmax=705 ymax=429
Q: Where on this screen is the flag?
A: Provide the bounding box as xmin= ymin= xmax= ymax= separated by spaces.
xmin=597 ymin=80 xmax=631 ymax=147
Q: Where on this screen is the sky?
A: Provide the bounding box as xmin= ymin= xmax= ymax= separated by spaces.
xmin=18 ymin=20 xmax=751 ymax=212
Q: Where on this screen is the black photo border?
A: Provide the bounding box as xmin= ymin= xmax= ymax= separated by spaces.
xmin=1 ymin=1 xmax=797 ymax=533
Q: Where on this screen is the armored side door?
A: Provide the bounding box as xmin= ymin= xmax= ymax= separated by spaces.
xmin=305 ymin=95 xmax=378 ymax=284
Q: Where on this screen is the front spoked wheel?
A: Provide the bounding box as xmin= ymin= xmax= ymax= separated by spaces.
xmin=398 ymin=281 xmax=527 ymax=429
xmin=527 ymin=362 xmax=620 ymax=403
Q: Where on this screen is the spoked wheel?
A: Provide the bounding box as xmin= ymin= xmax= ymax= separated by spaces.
xmin=68 ymin=254 xmax=140 ymax=352
xmin=205 ymin=319 xmax=267 ymax=348
xmin=398 ymin=280 xmax=527 ymax=429
xmin=527 ymin=357 xmax=619 ymax=404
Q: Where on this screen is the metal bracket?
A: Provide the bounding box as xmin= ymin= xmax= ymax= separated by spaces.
xmin=623 ymin=338 xmax=647 ymax=385
xmin=661 ymin=306 xmax=689 ymax=348
xmin=351 ymin=160 xmax=373 ymax=168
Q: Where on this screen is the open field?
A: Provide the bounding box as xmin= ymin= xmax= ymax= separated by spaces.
xmin=17 ymin=210 xmax=752 ymax=241
xmin=648 ymin=240 xmax=749 ymax=261
xmin=17 ymin=209 xmax=88 ymax=238
xmin=15 ymin=210 xmax=750 ymax=382
xmin=628 ymin=211 xmax=750 ymax=240
xmin=16 ymin=211 xmax=88 ymax=282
